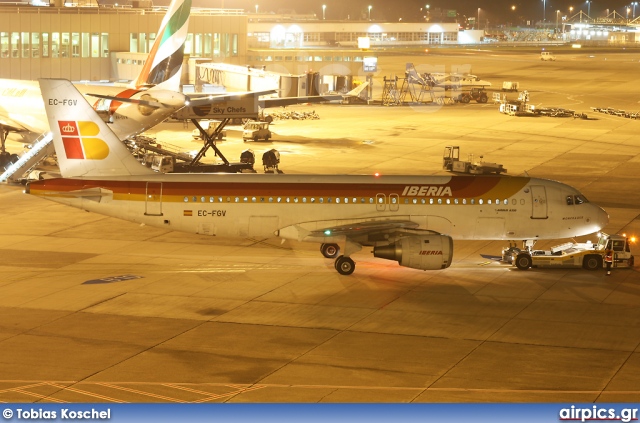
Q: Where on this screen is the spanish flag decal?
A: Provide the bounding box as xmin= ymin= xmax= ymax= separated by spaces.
xmin=58 ymin=121 xmax=109 ymax=160
xmin=183 ymin=210 xmax=193 ymax=216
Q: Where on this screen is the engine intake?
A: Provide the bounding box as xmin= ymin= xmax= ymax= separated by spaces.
xmin=373 ymin=234 xmax=453 ymax=270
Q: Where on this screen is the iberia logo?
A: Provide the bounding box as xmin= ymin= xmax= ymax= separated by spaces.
xmin=58 ymin=121 xmax=109 ymax=160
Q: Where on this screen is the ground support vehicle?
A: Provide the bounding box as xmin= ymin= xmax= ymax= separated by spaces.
xmin=504 ymin=233 xmax=635 ymax=270
xmin=502 ymin=81 xmax=520 ymax=92
xmin=540 ymin=51 xmax=556 ymax=61
xmin=455 ymin=88 xmax=488 ymax=104
xmin=243 ymin=121 xmax=272 ymax=142
xmin=443 ymin=146 xmax=507 ymax=175
xmin=192 ymin=120 xmax=226 ymax=140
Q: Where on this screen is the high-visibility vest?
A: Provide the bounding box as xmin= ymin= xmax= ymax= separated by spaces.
xmin=605 ymin=252 xmax=613 ymax=263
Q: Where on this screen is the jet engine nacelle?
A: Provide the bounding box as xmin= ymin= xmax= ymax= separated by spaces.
xmin=373 ymin=234 xmax=453 ymax=270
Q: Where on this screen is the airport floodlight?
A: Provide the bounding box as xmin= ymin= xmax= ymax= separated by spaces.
xmin=255 ymin=4 xmax=258 ymax=14
xmin=368 ymin=5 xmax=372 ymax=20
xmin=585 ymin=0 xmax=591 ymax=17
xmin=542 ymin=0 xmax=546 ymax=22
xmin=322 ymin=4 xmax=326 ymax=20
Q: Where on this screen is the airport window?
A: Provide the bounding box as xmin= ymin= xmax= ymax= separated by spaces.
xmin=81 ymin=33 xmax=89 ymax=57
xmin=21 ymin=32 xmax=29 ymax=58
xmin=0 ymin=32 xmax=7 ymax=58
xmin=129 ymin=33 xmax=138 ymax=53
xmin=185 ymin=33 xmax=193 ymax=55
xmin=213 ymin=33 xmax=220 ymax=57
xmin=204 ymin=33 xmax=212 ymax=56
xmin=139 ymin=33 xmax=147 ymax=54
xmin=295 ymin=55 xmax=303 ymax=61
xmin=11 ymin=32 xmax=19 ymax=58
xmin=285 ymin=56 xmax=292 ymax=61
xmin=30 ymin=33 xmax=40 ymax=58
xmin=334 ymin=56 xmax=342 ymax=62
xmin=344 ymin=56 xmax=351 ymax=62
xmin=148 ymin=33 xmax=156 ymax=53
xmin=101 ymin=33 xmax=109 ymax=57
xmin=60 ymin=33 xmax=69 ymax=58
xmin=90 ymin=33 xmax=99 ymax=58
xmin=71 ymin=33 xmax=80 ymax=57
xmin=275 ymin=56 xmax=283 ymax=61
xmin=232 ymin=34 xmax=238 ymax=56
xmin=183 ymin=196 xmax=188 ymax=202
xmin=194 ymin=34 xmax=202 ymax=56
xmin=354 ymin=56 xmax=363 ymax=62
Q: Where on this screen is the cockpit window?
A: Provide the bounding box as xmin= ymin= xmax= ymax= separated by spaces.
xmin=575 ymin=195 xmax=588 ymax=204
xmin=566 ymin=196 xmax=574 ymax=205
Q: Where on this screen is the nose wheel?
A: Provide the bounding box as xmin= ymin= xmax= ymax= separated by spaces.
xmin=334 ymin=255 xmax=355 ymax=275
xmin=320 ymin=243 xmax=340 ymax=258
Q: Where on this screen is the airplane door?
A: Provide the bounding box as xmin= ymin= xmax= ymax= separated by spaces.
xmin=389 ymin=193 xmax=399 ymax=212
xmin=531 ymin=185 xmax=548 ymax=219
xmin=145 ymin=182 xmax=163 ymax=216
xmin=376 ymin=193 xmax=386 ymax=211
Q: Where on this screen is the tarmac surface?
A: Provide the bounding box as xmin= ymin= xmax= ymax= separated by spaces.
xmin=1 ymin=50 xmax=640 ymax=403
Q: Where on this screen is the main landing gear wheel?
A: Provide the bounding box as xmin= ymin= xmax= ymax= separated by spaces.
xmin=334 ymin=256 xmax=355 ymax=275
xmin=583 ymin=255 xmax=601 ymax=270
xmin=320 ymin=243 xmax=340 ymax=258
xmin=515 ymin=253 xmax=532 ymax=270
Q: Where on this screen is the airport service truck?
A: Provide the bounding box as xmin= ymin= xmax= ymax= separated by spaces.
xmin=504 ymin=233 xmax=635 ymax=270
xmin=443 ymin=146 xmax=507 ymax=175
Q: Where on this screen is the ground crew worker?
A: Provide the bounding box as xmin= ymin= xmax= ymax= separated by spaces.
xmin=604 ymin=249 xmax=613 ymax=276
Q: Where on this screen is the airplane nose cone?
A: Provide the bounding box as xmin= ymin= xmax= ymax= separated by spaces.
xmin=596 ymin=206 xmax=609 ymax=231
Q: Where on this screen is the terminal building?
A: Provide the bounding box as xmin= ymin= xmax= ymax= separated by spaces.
xmin=1 ymin=3 xmax=638 ymax=89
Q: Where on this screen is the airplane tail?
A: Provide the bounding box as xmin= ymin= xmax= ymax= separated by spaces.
xmin=133 ymin=0 xmax=192 ymax=91
xmin=39 ymin=79 xmax=155 ymax=178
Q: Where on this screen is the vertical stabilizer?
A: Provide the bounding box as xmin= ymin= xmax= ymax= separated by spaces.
xmin=39 ymin=79 xmax=155 ymax=178
xmin=134 ymin=0 xmax=192 ymax=91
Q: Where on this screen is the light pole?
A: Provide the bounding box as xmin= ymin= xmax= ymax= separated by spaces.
xmin=255 ymin=4 xmax=258 ymax=14
xmin=426 ymin=4 xmax=430 ymax=21
xmin=322 ymin=4 xmax=326 ymax=20
xmin=586 ymin=0 xmax=591 ymax=17
xmin=569 ymin=6 xmax=574 ymax=15
xmin=542 ymin=0 xmax=546 ymax=22
xmin=627 ymin=7 xmax=631 ymax=21
xmin=368 ymin=5 xmax=372 ymax=20
xmin=633 ymin=2 xmax=638 ymax=19
xmin=556 ymin=9 xmax=560 ymax=30
xmin=477 ymin=7 xmax=480 ymax=29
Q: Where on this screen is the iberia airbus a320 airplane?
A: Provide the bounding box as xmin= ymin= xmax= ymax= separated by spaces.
xmin=27 ymin=78 xmax=610 ymax=275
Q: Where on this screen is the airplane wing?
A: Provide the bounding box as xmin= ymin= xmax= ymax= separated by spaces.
xmin=308 ymin=219 xmax=420 ymax=237
xmin=260 ymin=94 xmax=343 ymax=108
xmin=0 ymin=114 xmax=30 ymax=133
xmin=186 ymin=90 xmax=278 ymax=106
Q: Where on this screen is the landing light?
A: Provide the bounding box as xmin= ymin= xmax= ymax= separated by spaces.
xmin=324 ymin=230 xmax=332 ymax=235
xmin=374 ymin=172 xmax=380 ymax=177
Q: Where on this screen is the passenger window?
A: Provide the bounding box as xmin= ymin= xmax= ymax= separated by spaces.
xmin=566 ymin=196 xmax=574 ymax=205
xmin=234 ymin=197 xmax=239 ymax=203
xmin=520 ymin=199 xmax=525 ymax=205
xmin=429 ymin=198 xmax=434 ymax=204
xmin=294 ymin=197 xmax=298 ymax=203
xmin=437 ymin=199 xmax=442 ymax=204
xmin=369 ymin=198 xmax=374 ymax=204
xmin=421 ymin=199 xmax=426 ymax=204
xmin=479 ymin=199 xmax=484 ymax=205
xmin=391 ymin=197 xmax=397 ymax=204
xmin=286 ymin=198 xmax=290 ymax=203
xmin=512 ymin=199 xmax=516 ymax=205
xmin=269 ymin=197 xmax=273 ymax=203
xmin=471 ymin=199 xmax=475 ymax=205
xmin=412 ymin=198 xmax=417 ymax=204
xmin=378 ymin=197 xmax=383 ymax=204
xmin=243 ymin=197 xmax=248 ymax=202
xmin=462 ymin=199 xmax=467 ymax=205
xmin=209 ymin=197 xmax=214 ymax=203
xmin=193 ymin=196 xmax=197 ymax=202
xmin=277 ymin=197 xmax=282 ymax=203
xmin=503 ymin=199 xmax=507 ymax=205
xmin=446 ymin=199 xmax=450 ymax=204
xmin=252 ymin=197 xmax=256 ymax=203
xmin=344 ymin=198 xmax=349 ymax=204
xmin=353 ymin=198 xmax=357 ymax=203
xmin=336 ymin=198 xmax=341 ymax=204
xmin=320 ymin=197 xmax=324 ymax=203
xmin=454 ymin=199 xmax=459 ymax=204
xmin=183 ymin=196 xmax=188 ymax=202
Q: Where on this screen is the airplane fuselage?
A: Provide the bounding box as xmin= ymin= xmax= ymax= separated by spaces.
xmin=27 ymin=174 xmax=608 ymax=243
